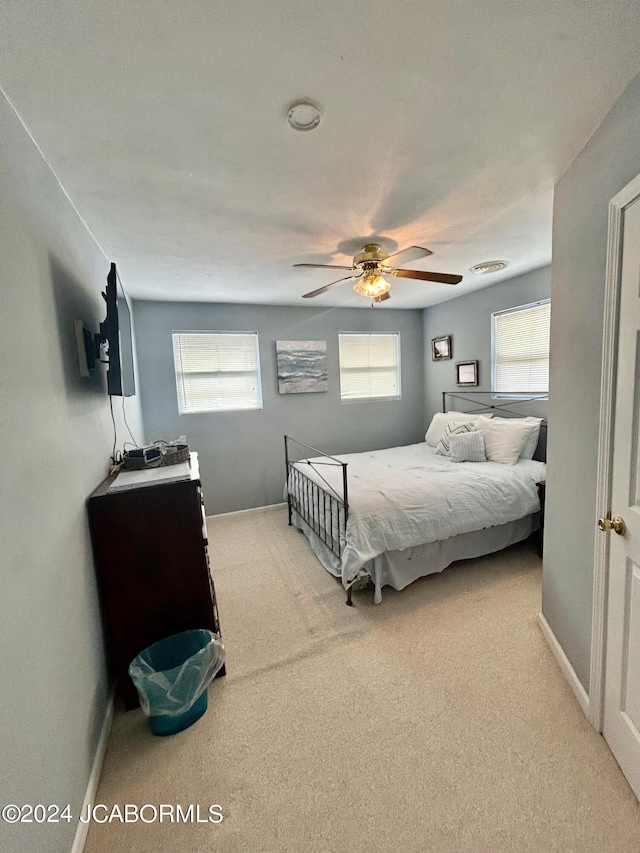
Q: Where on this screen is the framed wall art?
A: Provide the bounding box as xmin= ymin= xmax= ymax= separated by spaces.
xmin=276 ymin=340 xmax=328 ymax=394
xmin=431 ymin=335 xmax=452 ymax=361
xmin=455 ymin=360 xmax=478 ymax=386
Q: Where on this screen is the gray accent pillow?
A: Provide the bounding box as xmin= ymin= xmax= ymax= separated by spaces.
xmin=435 ymin=421 xmax=477 ymax=456
xmin=425 ymin=411 xmax=492 ymax=446
xmin=449 ymin=430 xmax=487 ymax=463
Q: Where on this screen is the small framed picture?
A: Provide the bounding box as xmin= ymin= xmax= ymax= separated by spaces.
xmin=456 ymin=360 xmax=478 ymax=386
xmin=431 ymin=335 xmax=452 ymax=361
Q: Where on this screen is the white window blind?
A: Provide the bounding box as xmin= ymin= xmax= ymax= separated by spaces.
xmin=339 ymin=332 xmax=401 ymax=401
xmin=492 ymin=301 xmax=550 ymax=394
xmin=172 ymin=331 xmax=262 ymax=414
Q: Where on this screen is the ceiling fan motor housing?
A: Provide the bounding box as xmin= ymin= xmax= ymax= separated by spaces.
xmin=353 ymin=243 xmax=391 ymax=270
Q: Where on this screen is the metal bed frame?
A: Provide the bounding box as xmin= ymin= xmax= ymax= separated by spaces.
xmin=285 ymin=392 xmax=547 ymax=605
xmin=442 ymin=390 xmax=548 ymax=422
xmin=284 ymin=435 xmax=350 ymax=589
xmin=442 ymin=390 xmax=548 ymax=459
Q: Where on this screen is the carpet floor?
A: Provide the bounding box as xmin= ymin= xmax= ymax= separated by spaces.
xmin=85 ymin=506 xmax=640 ymax=852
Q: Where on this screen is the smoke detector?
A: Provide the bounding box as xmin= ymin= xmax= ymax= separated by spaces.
xmin=287 ymin=101 xmax=322 ymax=132
xmin=470 ymin=260 xmax=509 ymax=275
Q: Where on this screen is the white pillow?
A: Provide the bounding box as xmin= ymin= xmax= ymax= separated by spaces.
xmin=435 ymin=421 xmax=478 ymax=456
xmin=490 ymin=417 xmax=542 ymax=460
xmin=425 ymin=411 xmax=491 ymax=446
xmin=478 ymin=418 xmax=533 ymax=465
xmin=449 ymin=431 xmax=487 ymax=463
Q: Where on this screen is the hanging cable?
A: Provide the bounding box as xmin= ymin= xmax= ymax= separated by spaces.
xmin=109 ymin=395 xmax=117 ymax=464
xmin=121 ymin=396 xmax=139 ymax=448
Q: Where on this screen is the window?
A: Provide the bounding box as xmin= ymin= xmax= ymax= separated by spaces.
xmin=338 ymin=332 xmax=401 ymax=401
xmin=172 ymin=331 xmax=262 ymax=414
xmin=492 ymin=300 xmax=550 ymax=395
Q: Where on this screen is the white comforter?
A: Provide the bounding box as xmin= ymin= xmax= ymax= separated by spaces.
xmin=289 ymin=442 xmax=546 ymax=588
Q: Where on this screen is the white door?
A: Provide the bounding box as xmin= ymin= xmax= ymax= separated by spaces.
xmin=603 ymin=195 xmax=640 ymax=799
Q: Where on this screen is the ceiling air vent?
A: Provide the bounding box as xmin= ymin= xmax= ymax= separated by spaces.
xmin=470 ymin=260 xmax=509 ymax=275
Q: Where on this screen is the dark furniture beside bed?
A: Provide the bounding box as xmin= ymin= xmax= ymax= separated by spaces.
xmin=536 ymin=481 xmax=546 ymax=556
xmin=87 ymin=454 xmax=224 ymax=709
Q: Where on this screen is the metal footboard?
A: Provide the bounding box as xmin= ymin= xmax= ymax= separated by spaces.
xmin=284 ymin=436 xmax=351 ymax=595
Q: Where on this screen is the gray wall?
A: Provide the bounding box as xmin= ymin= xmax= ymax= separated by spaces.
xmin=133 ymin=301 xmax=425 ymax=514
xmin=423 ymin=266 xmax=551 ymax=421
xmin=0 ymin=95 xmax=144 ymax=852
xmin=543 ymin=71 xmax=640 ymax=692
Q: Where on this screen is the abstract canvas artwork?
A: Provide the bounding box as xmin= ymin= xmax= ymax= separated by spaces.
xmin=276 ymin=340 xmax=328 ymax=394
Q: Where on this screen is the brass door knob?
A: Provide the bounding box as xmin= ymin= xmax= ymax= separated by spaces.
xmin=598 ymin=513 xmax=626 ymax=535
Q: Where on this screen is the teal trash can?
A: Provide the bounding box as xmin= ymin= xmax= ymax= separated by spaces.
xmin=128 ymin=629 xmax=225 ymax=736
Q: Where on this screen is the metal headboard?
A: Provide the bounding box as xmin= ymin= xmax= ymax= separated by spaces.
xmin=442 ymin=391 xmax=548 ymax=460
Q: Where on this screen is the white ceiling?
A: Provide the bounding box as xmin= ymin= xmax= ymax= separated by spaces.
xmin=2 ymin=0 xmax=640 ymax=308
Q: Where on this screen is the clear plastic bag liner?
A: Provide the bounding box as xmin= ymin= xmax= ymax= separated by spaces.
xmin=128 ymin=629 xmax=225 ymax=718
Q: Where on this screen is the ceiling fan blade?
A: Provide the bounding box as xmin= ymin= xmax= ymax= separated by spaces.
xmin=293 ymin=263 xmax=356 ymax=270
xmin=393 ymin=268 xmax=462 ymax=285
xmin=374 ymin=290 xmax=391 ymax=303
xmin=302 ymin=274 xmax=361 ymax=298
xmin=382 ymin=245 xmax=432 ymax=266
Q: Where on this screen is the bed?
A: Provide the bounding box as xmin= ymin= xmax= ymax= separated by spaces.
xmin=284 ymin=392 xmax=547 ymax=604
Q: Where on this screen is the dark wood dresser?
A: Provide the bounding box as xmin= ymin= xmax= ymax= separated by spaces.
xmin=87 ymin=454 xmax=224 ymax=708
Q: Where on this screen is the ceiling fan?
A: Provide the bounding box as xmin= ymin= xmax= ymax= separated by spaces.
xmin=294 ymin=244 xmax=463 ymax=304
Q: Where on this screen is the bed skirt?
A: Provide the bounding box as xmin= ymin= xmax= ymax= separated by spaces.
xmin=291 ymin=512 xmax=540 ymax=604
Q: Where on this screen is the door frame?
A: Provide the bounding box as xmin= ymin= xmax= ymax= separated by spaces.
xmin=591 ymin=171 xmax=640 ymax=731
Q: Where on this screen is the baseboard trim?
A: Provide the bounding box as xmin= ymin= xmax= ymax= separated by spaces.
xmin=208 ymin=502 xmax=287 ymax=520
xmin=70 ymin=690 xmax=114 ymax=853
xmin=538 ymin=613 xmax=591 ymax=722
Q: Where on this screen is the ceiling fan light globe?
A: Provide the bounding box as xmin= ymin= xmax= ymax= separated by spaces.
xmin=353 ymin=274 xmax=390 ymax=299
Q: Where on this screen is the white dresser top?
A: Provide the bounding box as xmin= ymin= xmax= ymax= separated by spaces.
xmin=108 ymin=452 xmax=199 ymax=493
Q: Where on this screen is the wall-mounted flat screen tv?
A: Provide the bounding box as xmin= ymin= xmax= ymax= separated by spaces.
xmin=98 ymin=262 xmax=136 ymax=397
